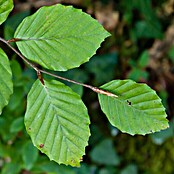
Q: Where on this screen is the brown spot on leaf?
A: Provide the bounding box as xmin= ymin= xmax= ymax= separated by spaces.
xmin=39 ymin=144 xmax=44 ymax=148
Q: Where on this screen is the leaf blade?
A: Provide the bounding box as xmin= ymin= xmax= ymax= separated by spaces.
xmin=25 ymin=79 xmax=90 ymax=166
xmin=14 ymin=4 xmax=110 ymax=71
xmin=22 ymin=141 xmax=39 ymax=170
xmin=98 ymin=80 xmax=168 ymax=135
xmin=90 ymin=139 xmax=120 ymax=165
xmin=0 ymin=48 xmax=13 ymax=115
xmin=0 ymin=0 xmax=14 ymax=25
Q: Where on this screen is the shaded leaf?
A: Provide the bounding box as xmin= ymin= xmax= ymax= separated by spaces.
xmin=99 ymin=167 xmax=118 ymax=174
xmin=8 ymin=87 xmax=24 ymax=111
xmin=35 ymin=160 xmax=76 ymax=174
xmin=120 ymin=164 xmax=138 ymax=174
xmin=150 ymin=119 xmax=174 ymax=145
xmin=98 ymin=80 xmax=168 ymax=135
xmin=10 ymin=117 xmax=24 ymax=133
xmin=0 ymin=0 xmax=13 ymax=25
xmin=138 ymin=51 xmax=149 ymax=68
xmin=75 ymin=164 xmax=97 ymax=174
xmin=135 ymin=20 xmax=163 ymax=39
xmin=56 ymin=69 xmax=89 ymax=96
xmin=0 ymin=48 xmax=13 ymax=115
xmin=85 ymin=52 xmax=117 ymax=85
xmin=168 ymin=45 xmax=174 ymax=62
xmin=90 ymin=139 xmax=120 ymax=165
xmin=14 ymin=4 xmax=110 ymax=71
xmin=4 ymin=11 xmax=30 ymax=41
xmin=1 ymin=163 xmax=21 ymax=174
xmin=22 ymin=141 xmax=39 ymax=170
xmin=128 ymin=68 xmax=148 ymax=81
xmin=10 ymin=59 xmax=22 ymax=81
xmin=89 ymin=125 xmax=103 ymax=146
xmin=25 ymin=79 xmax=90 ymax=166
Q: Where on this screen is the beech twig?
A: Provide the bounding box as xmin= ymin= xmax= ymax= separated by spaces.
xmin=0 ymin=37 xmax=118 ymax=98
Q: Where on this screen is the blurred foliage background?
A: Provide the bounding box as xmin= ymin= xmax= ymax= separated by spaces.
xmin=0 ymin=0 xmax=174 ymax=173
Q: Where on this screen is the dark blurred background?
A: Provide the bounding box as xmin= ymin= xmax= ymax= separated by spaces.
xmin=0 ymin=0 xmax=174 ymax=174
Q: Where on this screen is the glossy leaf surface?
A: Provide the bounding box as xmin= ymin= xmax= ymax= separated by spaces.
xmin=25 ymin=79 xmax=90 ymax=166
xmin=14 ymin=4 xmax=110 ymax=71
xmin=98 ymin=80 xmax=168 ymax=135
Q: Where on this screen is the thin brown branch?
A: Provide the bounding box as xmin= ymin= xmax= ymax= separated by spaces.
xmin=0 ymin=37 xmax=118 ymax=98
xmin=0 ymin=37 xmax=39 ymax=72
xmin=7 ymin=38 xmax=21 ymax=43
xmin=39 ymin=69 xmax=118 ymax=97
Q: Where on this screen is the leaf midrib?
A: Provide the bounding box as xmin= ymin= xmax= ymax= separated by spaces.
xmin=15 ymin=34 xmax=106 ymax=41
xmin=43 ymin=85 xmax=84 ymax=157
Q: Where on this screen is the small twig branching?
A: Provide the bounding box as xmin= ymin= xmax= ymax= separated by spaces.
xmin=0 ymin=37 xmax=118 ymax=97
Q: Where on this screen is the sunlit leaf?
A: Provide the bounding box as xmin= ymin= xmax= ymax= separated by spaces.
xmin=98 ymin=80 xmax=169 ymax=135
xmin=25 ymin=79 xmax=90 ymax=166
xmin=14 ymin=4 xmax=110 ymax=71
xmin=0 ymin=48 xmax=13 ymax=115
xmin=0 ymin=0 xmax=13 ymax=25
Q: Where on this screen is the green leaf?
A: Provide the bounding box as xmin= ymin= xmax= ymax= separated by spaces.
xmin=4 ymin=11 xmax=30 ymax=40
xmin=128 ymin=68 xmax=148 ymax=81
xmin=35 ymin=160 xmax=76 ymax=174
xmin=138 ymin=51 xmax=149 ymax=68
xmin=56 ymin=68 xmax=89 ymax=96
xmin=0 ymin=0 xmax=14 ymax=25
xmin=90 ymin=139 xmax=120 ymax=165
xmin=134 ymin=20 xmax=163 ymax=39
xmin=22 ymin=141 xmax=39 ymax=170
xmin=14 ymin=4 xmax=110 ymax=71
xmin=0 ymin=48 xmax=13 ymax=115
xmin=8 ymin=87 xmax=24 ymax=111
xmin=85 ymin=53 xmax=117 ymax=85
xmin=1 ymin=163 xmax=21 ymax=174
xmin=120 ymin=164 xmax=138 ymax=174
xmin=98 ymin=80 xmax=169 ymax=135
xmin=25 ymin=79 xmax=90 ymax=166
xmin=10 ymin=59 xmax=22 ymax=81
xmin=10 ymin=117 xmax=24 ymax=133
xmin=75 ymin=164 xmax=96 ymax=174
xmin=99 ymin=167 xmax=118 ymax=174
xmin=168 ymin=45 xmax=174 ymax=62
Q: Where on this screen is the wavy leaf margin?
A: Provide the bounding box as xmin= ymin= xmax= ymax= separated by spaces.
xmin=14 ymin=4 xmax=110 ymax=71
xmin=25 ymin=79 xmax=90 ymax=166
xmin=98 ymin=79 xmax=169 ymax=135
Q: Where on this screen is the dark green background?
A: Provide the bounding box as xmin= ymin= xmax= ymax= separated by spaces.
xmin=0 ymin=0 xmax=174 ymax=173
